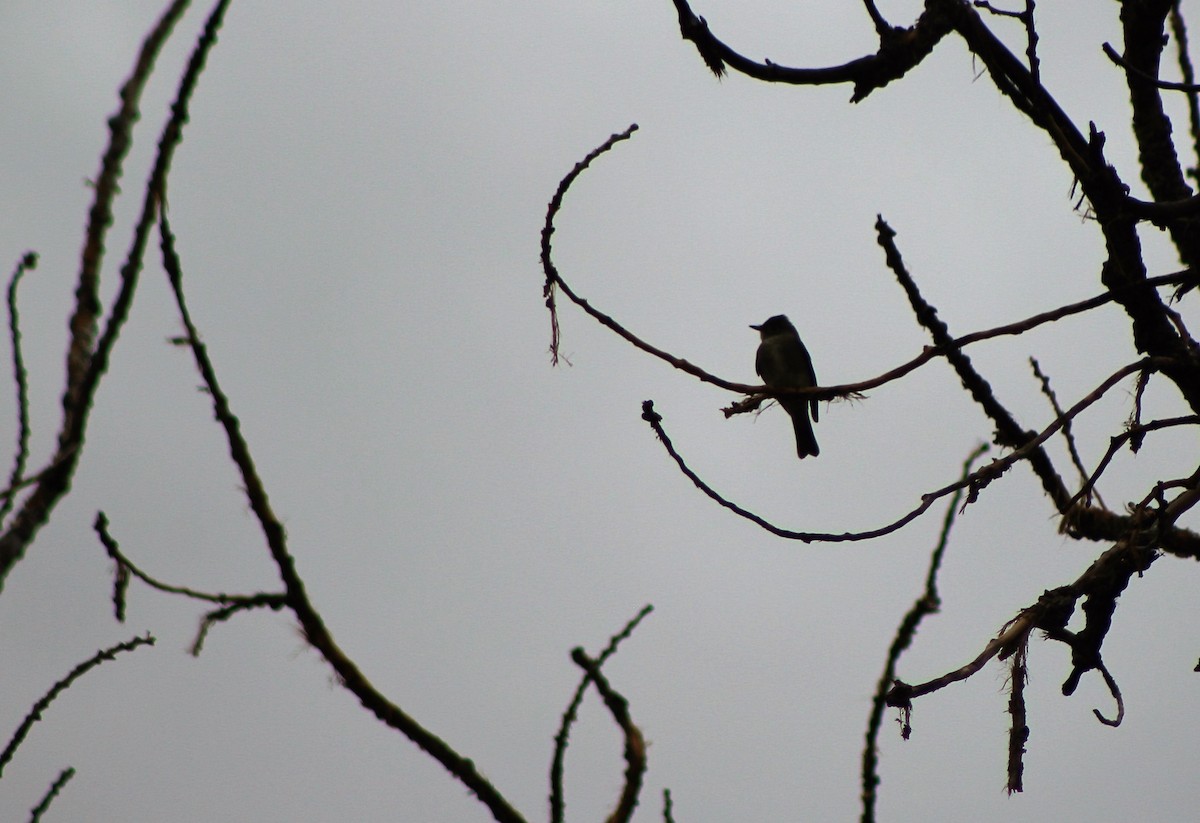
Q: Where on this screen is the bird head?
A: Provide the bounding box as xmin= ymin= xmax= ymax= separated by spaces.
xmin=750 ymin=314 xmax=795 ymax=338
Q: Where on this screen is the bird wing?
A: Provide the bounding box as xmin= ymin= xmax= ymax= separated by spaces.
xmin=797 ymin=340 xmax=818 ymax=423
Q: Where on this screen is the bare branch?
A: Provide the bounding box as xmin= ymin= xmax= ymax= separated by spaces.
xmin=1092 ymin=660 xmax=1125 ymax=727
xmin=861 ymin=443 xmax=989 ymax=823
xmin=160 ymin=173 xmax=528 ymax=823
xmin=541 ymin=123 xmax=638 ymax=365
xmin=1068 ymin=416 xmax=1200 ymax=512
xmin=668 ymin=0 xmax=951 ymax=101
xmin=94 ymin=511 xmax=287 ymax=651
xmin=2 ymin=252 xmax=37 ymax=527
xmin=0 ymin=635 xmax=155 ymax=779
xmin=876 ymin=215 xmax=1072 ymax=506
xmin=1031 ymin=357 xmax=1104 ymax=509
xmin=29 ymin=766 xmax=76 ymax=823
xmin=550 ymin=605 xmax=653 ymax=823
xmin=0 ymin=0 xmax=193 ymax=593
xmin=974 ymin=0 xmax=1040 ymax=82
xmin=1168 ymin=2 xmax=1200 ymax=179
xmin=887 ymin=609 xmax=1037 ymax=705
xmin=94 ymin=510 xmax=278 ymax=608
xmin=1102 ymin=41 xmax=1200 ymax=92
xmin=652 ymin=360 xmax=1166 ymax=544
xmin=543 ymin=128 xmax=1195 ymax=416
xmin=1005 ymin=638 xmax=1030 ymax=793
xmin=570 ymin=648 xmax=646 ymax=823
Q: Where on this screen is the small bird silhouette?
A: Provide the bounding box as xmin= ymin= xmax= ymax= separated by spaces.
xmin=751 ymin=315 xmax=819 ymax=459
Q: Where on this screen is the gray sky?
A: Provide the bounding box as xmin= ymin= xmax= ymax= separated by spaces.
xmin=1 ymin=2 xmax=1198 ymax=821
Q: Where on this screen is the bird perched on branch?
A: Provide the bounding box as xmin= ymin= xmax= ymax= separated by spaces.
xmin=751 ymin=314 xmax=819 ymax=459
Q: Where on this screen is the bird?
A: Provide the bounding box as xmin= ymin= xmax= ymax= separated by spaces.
xmin=751 ymin=314 xmax=819 ymax=458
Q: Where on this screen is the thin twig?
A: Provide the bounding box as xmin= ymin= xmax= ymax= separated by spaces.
xmin=0 ymin=635 xmax=155 ymax=778
xmin=0 ymin=0 xmax=193 ymax=593
xmin=1169 ymin=2 xmax=1200 ymax=180
xmin=860 ymin=443 xmax=988 ymax=823
xmin=1092 ymin=660 xmax=1125 ymax=727
xmin=1031 ymin=357 xmax=1104 ymax=509
xmin=570 ymin=648 xmax=646 ymax=823
xmin=974 ymin=0 xmax=1040 ymax=81
xmin=1068 ymin=416 xmax=1200 ymax=509
xmin=2 ymin=252 xmax=37 ymax=528
xmin=550 ymin=605 xmax=653 ymax=823
xmin=159 ymin=133 xmax=527 ymax=822
xmin=1103 ymin=41 xmax=1200 ymax=91
xmin=29 ymin=766 xmax=75 ymax=823
xmin=542 ymin=124 xmax=639 ymax=366
xmin=94 ymin=510 xmax=278 ymax=606
xmin=650 ymin=360 xmax=1162 ymax=543
xmin=94 ymin=510 xmax=287 ymax=652
xmin=886 ymin=610 xmax=1037 ymax=705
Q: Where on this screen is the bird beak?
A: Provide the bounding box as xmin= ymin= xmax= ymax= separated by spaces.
xmin=749 ymin=323 xmax=762 ymax=331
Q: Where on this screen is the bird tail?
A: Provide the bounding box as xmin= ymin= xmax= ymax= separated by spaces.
xmin=793 ymin=415 xmax=820 ymax=459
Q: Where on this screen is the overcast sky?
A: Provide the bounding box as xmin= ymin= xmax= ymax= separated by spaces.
xmin=1 ymin=2 xmax=1198 ymax=821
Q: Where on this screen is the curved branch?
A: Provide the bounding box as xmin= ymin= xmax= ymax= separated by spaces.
xmin=570 ymin=649 xmax=646 ymax=823
xmin=94 ymin=510 xmax=282 ymax=608
xmin=159 ymin=155 xmax=527 ymax=823
xmin=669 ymin=0 xmax=950 ymax=101
xmin=1103 ymin=41 xmax=1200 ymax=92
xmin=887 ymin=610 xmax=1037 ymax=704
xmin=1092 ymin=660 xmax=1125 ymax=727
xmin=0 ymin=635 xmax=155 ymax=778
xmin=544 ymin=128 xmax=1197 ymax=414
xmin=648 ymin=360 xmax=1169 ymax=543
xmin=94 ymin=510 xmax=287 ymax=654
xmin=550 ymin=605 xmax=653 ymax=823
